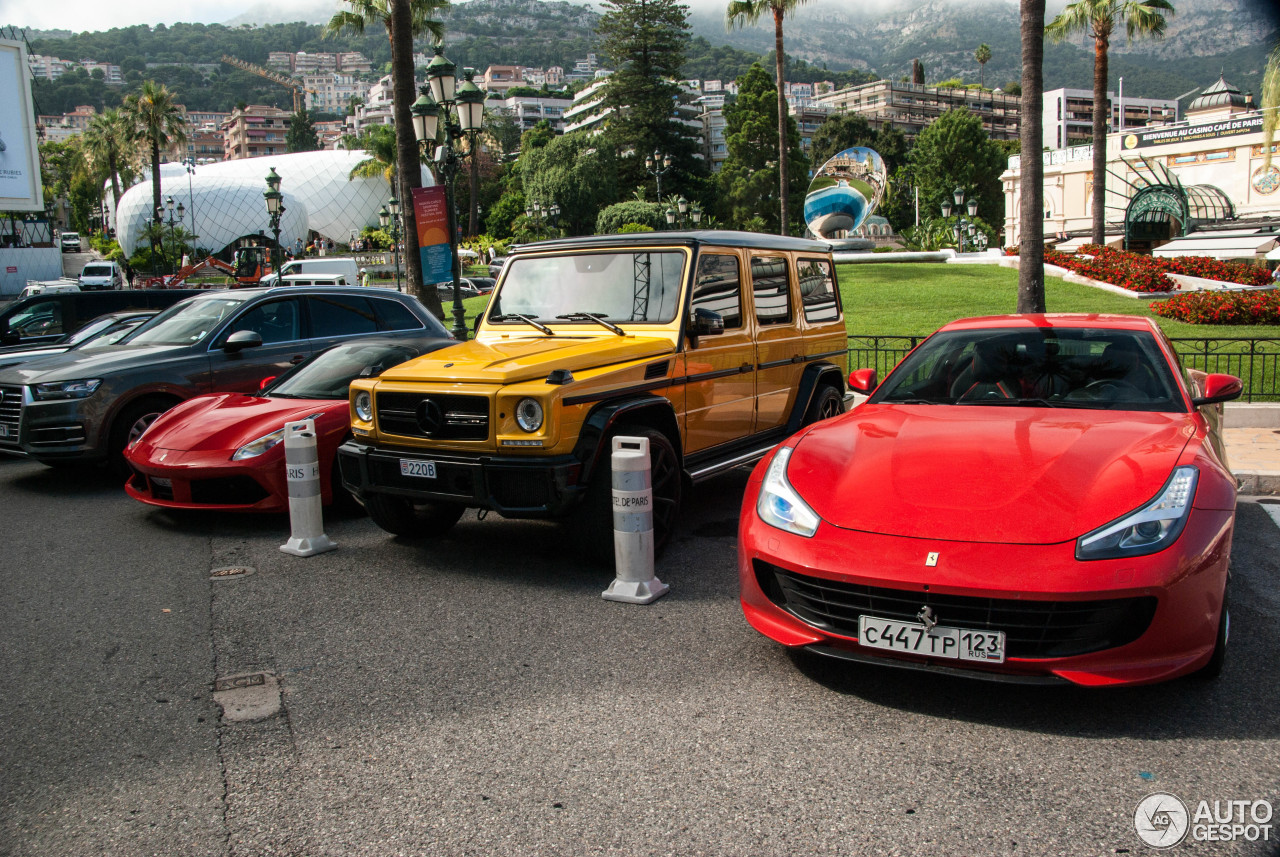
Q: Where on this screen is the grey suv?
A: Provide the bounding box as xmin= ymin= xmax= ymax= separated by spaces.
xmin=0 ymin=286 xmax=449 ymax=471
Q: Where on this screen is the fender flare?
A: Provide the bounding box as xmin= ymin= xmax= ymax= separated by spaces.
xmin=572 ymin=395 xmax=682 ymax=483
xmin=784 ymin=362 xmax=847 ymax=435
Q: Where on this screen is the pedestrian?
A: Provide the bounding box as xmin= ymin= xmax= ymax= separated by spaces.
xmin=294 ymin=237 xmax=303 ymax=258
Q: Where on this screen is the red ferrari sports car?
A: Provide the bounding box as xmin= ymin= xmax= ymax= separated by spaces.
xmin=124 ymin=336 xmax=454 ymax=512
xmin=739 ymin=315 xmax=1241 ymax=687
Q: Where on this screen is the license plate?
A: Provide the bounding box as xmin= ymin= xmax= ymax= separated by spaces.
xmin=0 ymin=424 xmax=8 ymax=438
xmin=399 ymin=459 xmax=437 ymax=479
xmin=858 ymin=615 xmax=1006 ymax=663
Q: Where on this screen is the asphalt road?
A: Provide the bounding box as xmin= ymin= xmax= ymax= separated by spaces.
xmin=0 ymin=457 xmax=1277 ymax=857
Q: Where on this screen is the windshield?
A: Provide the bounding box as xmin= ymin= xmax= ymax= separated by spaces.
xmin=76 ymin=319 xmax=150 ymax=351
xmin=81 ymin=266 xmax=112 ymax=277
xmin=269 ymin=342 xmax=422 ymax=399
xmin=870 ymin=328 xmax=1184 ymax=412
xmin=123 ymin=296 xmax=248 ymax=347
xmin=488 ymin=250 xmax=685 ymax=325
xmin=63 ymin=315 xmax=120 ymax=345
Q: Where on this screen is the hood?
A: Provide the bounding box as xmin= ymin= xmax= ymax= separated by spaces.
xmin=378 ymin=334 xmax=674 ymax=385
xmin=0 ymin=346 xmax=68 ymax=370
xmin=786 ymin=404 xmax=1193 ymax=544
xmin=145 ymin=393 xmax=344 ymax=453
xmin=0 ymin=344 xmax=198 ymax=385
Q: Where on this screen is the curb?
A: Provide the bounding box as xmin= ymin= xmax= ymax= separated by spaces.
xmin=1234 ymin=471 xmax=1280 ymax=495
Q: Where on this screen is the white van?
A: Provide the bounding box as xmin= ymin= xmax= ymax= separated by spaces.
xmin=78 ymin=261 xmax=124 ymax=291
xmin=278 ymin=274 xmax=353 ymax=287
xmin=260 ymin=257 xmax=361 ymax=287
xmin=19 ymin=280 xmax=81 ymax=299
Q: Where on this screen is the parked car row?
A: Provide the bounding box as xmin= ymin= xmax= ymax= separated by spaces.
xmin=0 ymin=231 xmax=1243 ymax=690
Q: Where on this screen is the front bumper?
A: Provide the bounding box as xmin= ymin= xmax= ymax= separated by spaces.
xmin=337 ymin=439 xmax=588 ymax=518
xmin=737 ymin=482 xmax=1234 ymax=687
xmin=124 ymin=446 xmax=287 ymax=513
xmin=0 ymin=386 xmax=105 ymax=463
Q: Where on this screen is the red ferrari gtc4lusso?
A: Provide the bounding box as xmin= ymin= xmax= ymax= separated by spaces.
xmin=125 ymin=336 xmax=454 ymax=513
xmin=739 ymin=315 xmax=1242 ymax=687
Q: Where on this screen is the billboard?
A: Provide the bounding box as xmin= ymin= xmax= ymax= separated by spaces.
xmin=0 ymin=38 xmax=44 ymax=212
xmin=411 ymin=185 xmax=453 ymax=285
xmin=1122 ymin=115 xmax=1264 ymax=151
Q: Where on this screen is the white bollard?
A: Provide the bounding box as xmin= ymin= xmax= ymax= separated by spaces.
xmin=279 ymin=419 xmax=338 ymax=557
xmin=602 ymin=435 xmax=669 ymax=604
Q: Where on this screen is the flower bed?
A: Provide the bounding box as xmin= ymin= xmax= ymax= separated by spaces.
xmin=1042 ymin=244 xmax=1272 ymax=294
xmin=1150 ymin=290 xmax=1280 ymax=325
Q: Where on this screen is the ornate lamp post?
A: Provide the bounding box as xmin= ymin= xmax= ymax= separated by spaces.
xmin=379 ymin=196 xmax=403 ymax=292
xmin=263 ymin=167 xmax=285 ymax=274
xmin=645 ymin=150 xmax=672 ymax=200
xmin=413 ymin=48 xmax=486 ymax=341
xmin=163 ymin=195 xmax=185 ymax=273
xmin=182 ymin=156 xmax=199 ymax=252
xmin=942 ymin=187 xmax=979 ymax=253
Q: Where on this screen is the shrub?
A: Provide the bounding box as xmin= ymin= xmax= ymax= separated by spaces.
xmin=619 ymin=223 xmax=655 ymax=233
xmin=1042 ymin=244 xmax=1271 ymax=294
xmin=1150 ymin=291 xmax=1280 ymax=325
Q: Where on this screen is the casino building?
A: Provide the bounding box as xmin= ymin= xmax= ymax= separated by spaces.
xmin=1002 ymin=75 xmax=1280 ymax=263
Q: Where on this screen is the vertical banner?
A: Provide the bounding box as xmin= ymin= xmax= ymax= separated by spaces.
xmin=0 ymin=39 xmax=45 ymax=212
xmin=411 ymin=185 xmax=453 ymax=285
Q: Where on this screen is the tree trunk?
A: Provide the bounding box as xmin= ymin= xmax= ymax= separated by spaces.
xmin=1017 ymin=0 xmax=1046 ymax=314
xmin=150 ymin=138 xmax=162 ymax=264
xmin=389 ymin=0 xmax=445 ymax=317
xmin=1090 ymin=28 xmax=1109 ymax=246
xmin=773 ymin=7 xmax=789 ymax=236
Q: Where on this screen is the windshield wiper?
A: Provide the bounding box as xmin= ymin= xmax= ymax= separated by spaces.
xmin=490 ymin=313 xmax=555 ymax=335
xmin=556 ymin=312 xmax=625 ymax=336
xmin=960 ymin=397 xmax=1063 ymax=408
xmin=884 ymin=397 xmax=942 ymax=405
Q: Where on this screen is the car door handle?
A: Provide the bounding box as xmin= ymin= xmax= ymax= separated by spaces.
xmin=289 ymin=354 xmax=306 ymax=364
xmin=739 ymin=362 xmax=753 ymax=373
xmin=791 ymin=355 xmax=804 ymax=364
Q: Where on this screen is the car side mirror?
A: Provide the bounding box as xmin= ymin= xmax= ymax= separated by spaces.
xmin=691 ymin=308 xmax=724 ymax=337
xmin=1191 ymin=373 xmax=1243 ymax=407
xmin=848 ymin=368 xmax=878 ymax=395
xmin=223 ymin=330 xmax=264 ymax=353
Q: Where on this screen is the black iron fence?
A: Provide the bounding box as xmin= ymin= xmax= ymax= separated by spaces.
xmin=846 ymin=335 xmax=1280 ymax=403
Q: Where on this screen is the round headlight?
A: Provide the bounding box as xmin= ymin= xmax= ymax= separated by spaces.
xmin=354 ymin=391 xmax=373 ymax=422
xmin=515 ymin=397 xmax=543 ymax=432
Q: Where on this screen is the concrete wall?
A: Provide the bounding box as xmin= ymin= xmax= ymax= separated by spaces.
xmin=0 ymin=248 xmax=64 ymax=298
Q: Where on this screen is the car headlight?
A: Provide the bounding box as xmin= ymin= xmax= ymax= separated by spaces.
xmin=32 ymin=379 xmax=102 ymax=400
xmin=1076 ymin=466 xmax=1198 ymax=560
xmin=515 ymin=397 xmax=543 ymax=432
xmin=232 ymin=429 xmax=285 ymax=461
xmin=756 ymin=446 xmax=820 ymax=537
xmin=354 ymin=391 xmax=373 ymax=422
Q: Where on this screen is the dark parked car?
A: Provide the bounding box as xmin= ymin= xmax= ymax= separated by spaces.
xmin=0 ymin=290 xmax=202 ymax=346
xmin=0 ymin=310 xmax=157 ymax=371
xmin=0 ymin=286 xmax=450 ymax=471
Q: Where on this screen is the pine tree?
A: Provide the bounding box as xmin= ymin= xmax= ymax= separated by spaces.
xmin=286 ymin=109 xmax=321 ymax=153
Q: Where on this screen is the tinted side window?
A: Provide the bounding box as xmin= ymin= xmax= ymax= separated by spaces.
xmin=307 ymin=295 xmax=378 ymax=338
xmin=691 ymin=254 xmax=742 ymax=329
xmin=798 ymin=258 xmax=840 ymax=323
xmin=231 ymin=299 xmax=302 ymax=344
xmin=751 ymin=256 xmax=792 ymax=325
xmin=372 ymin=298 xmax=425 ymax=332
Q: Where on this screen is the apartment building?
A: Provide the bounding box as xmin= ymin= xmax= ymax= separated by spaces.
xmin=491 ymin=93 xmax=573 ymax=134
xmin=304 ymin=72 xmax=364 ymax=115
xmin=814 ymin=79 xmax=1021 ymax=141
xmin=1043 ymin=87 xmax=1180 ymax=150
xmin=223 ymin=105 xmax=290 ymax=160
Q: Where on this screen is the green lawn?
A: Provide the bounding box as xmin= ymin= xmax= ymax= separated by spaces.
xmin=838 ymin=262 xmax=1280 ymax=340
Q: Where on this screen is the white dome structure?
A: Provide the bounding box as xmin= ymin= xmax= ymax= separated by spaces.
xmin=114 ymin=150 xmax=424 ymax=257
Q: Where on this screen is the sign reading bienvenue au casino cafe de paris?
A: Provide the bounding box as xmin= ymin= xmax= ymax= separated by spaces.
xmin=1124 ymin=114 xmax=1264 ymax=151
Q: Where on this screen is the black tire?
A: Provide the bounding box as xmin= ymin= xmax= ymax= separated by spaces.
xmin=802 ymin=384 xmax=844 ymax=426
xmin=108 ymin=397 xmax=176 ymax=477
xmin=577 ymin=424 xmax=682 ymax=567
xmin=1191 ymin=585 xmax=1229 ymax=681
xmin=364 ymin=492 xmax=464 ymax=538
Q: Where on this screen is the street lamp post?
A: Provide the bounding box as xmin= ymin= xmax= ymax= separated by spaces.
xmin=412 ymin=49 xmax=486 ymax=341
xmin=263 ymin=167 xmax=285 ymax=275
xmin=524 ymin=199 xmax=559 ymax=240
xmin=163 ymin=195 xmax=185 ymax=273
xmin=666 ymin=197 xmax=702 ymax=230
xmin=183 ymin=156 xmax=199 ymax=253
xmin=379 ymin=196 xmax=403 ymax=292
xmin=942 ymin=187 xmax=979 ymax=253
xmin=645 ymin=150 xmax=672 ymax=200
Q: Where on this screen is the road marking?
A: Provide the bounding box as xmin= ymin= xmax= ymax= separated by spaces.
xmin=1262 ymin=501 xmax=1280 ymax=531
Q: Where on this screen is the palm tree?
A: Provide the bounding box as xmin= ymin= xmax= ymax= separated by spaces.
xmin=1046 ymin=0 xmax=1174 ymax=245
xmin=82 ymin=109 xmax=134 ymax=224
xmin=1018 ymin=0 xmax=1047 ymax=314
xmin=327 ymin=0 xmax=447 ymax=306
xmin=349 ymin=124 xmax=399 ymax=187
xmin=122 ymin=81 xmax=189 ymax=249
xmin=726 ymin=0 xmax=811 ymax=236
xmin=975 ymin=43 xmax=992 ymax=90
xmin=1263 ymin=43 xmax=1279 ymax=169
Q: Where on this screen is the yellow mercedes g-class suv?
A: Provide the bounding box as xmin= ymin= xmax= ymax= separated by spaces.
xmin=337 ymin=230 xmax=847 ymax=563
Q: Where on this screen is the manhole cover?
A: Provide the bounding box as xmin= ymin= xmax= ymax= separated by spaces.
xmin=210 ymin=565 xmax=254 ymax=580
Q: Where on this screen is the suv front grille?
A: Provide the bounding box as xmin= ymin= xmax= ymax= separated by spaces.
xmin=0 ymin=384 xmax=23 ymax=448
xmin=754 ymin=560 xmax=1157 ymax=660
xmin=376 ymin=392 xmax=489 ymax=441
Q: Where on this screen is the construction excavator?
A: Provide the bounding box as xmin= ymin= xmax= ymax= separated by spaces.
xmin=142 ymin=246 xmax=275 ymax=289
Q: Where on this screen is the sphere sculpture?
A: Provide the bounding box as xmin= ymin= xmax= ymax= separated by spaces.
xmin=804 ymin=147 xmax=887 ymax=239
